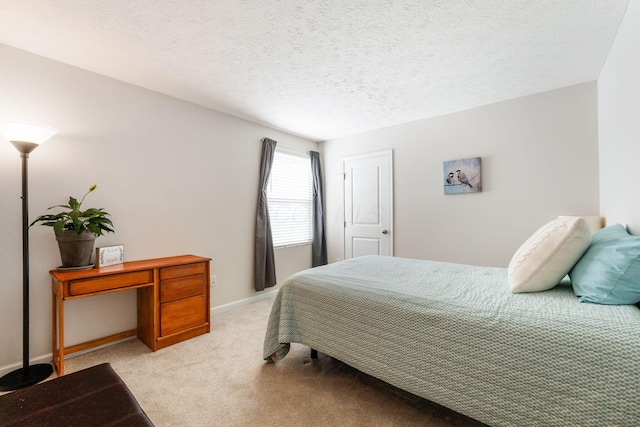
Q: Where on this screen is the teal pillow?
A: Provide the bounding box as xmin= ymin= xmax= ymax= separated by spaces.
xmin=570 ymin=224 xmax=640 ymax=304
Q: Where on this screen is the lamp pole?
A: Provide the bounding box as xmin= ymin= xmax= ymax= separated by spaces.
xmin=20 ymin=147 xmax=33 ymax=372
xmin=0 ymin=124 xmax=57 ymax=391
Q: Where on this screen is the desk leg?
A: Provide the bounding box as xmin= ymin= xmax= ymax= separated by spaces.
xmin=51 ymin=288 xmax=57 ymax=373
xmin=58 ymin=295 xmax=65 ymax=375
xmin=51 ymin=281 xmax=65 ymax=376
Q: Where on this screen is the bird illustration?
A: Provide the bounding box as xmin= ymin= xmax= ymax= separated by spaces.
xmin=446 ymin=172 xmax=455 ymax=185
xmin=456 ymin=170 xmax=473 ymax=188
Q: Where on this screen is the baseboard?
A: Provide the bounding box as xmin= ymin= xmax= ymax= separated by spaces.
xmin=211 ymin=289 xmax=278 ymax=315
xmin=0 ymin=336 xmax=138 ymax=378
xmin=0 ymin=291 xmax=278 ymax=377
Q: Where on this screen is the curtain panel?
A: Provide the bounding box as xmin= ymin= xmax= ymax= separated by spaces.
xmin=310 ymin=151 xmax=328 ymax=267
xmin=255 ymin=138 xmax=277 ymax=291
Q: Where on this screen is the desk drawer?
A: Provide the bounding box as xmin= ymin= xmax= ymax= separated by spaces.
xmin=68 ymin=270 xmax=152 ymax=296
xmin=160 ymin=262 xmax=206 ymax=280
xmin=160 ymin=295 xmax=207 ymax=336
xmin=160 ymin=274 xmax=206 ymax=303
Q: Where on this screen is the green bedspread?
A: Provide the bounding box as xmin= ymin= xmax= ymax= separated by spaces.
xmin=263 ymin=255 xmax=640 ymax=426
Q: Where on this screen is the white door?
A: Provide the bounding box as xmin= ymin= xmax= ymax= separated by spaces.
xmin=343 ymin=150 xmax=393 ymax=259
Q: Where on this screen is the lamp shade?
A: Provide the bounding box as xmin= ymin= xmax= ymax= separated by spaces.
xmin=0 ymin=121 xmax=58 ymax=145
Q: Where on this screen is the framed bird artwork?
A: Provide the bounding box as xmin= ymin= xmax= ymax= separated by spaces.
xmin=443 ymin=157 xmax=482 ymax=194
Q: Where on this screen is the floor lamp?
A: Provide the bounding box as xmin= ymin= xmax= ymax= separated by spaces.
xmin=0 ymin=121 xmax=58 ymax=391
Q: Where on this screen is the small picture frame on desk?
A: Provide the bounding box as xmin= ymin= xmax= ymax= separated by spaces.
xmin=96 ymin=245 xmax=124 ymax=268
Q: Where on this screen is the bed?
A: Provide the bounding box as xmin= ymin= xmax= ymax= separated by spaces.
xmin=263 ymin=254 xmax=640 ymax=427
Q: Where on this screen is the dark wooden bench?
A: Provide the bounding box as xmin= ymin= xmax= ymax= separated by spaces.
xmin=0 ymin=363 xmax=153 ymax=426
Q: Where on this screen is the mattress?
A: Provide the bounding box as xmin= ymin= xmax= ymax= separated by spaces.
xmin=263 ymin=255 xmax=640 ymax=426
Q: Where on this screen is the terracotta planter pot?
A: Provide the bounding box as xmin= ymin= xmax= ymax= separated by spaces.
xmin=56 ymin=230 xmax=96 ymax=267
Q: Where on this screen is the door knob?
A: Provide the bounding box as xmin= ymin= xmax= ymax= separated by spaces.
xmin=382 ymin=229 xmax=388 ymax=234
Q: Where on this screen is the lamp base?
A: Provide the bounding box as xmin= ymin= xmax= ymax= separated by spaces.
xmin=0 ymin=363 xmax=53 ymax=391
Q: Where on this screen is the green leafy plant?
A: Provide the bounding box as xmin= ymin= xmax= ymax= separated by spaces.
xmin=30 ymin=184 xmax=114 ymax=238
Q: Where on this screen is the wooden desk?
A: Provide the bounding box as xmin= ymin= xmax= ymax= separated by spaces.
xmin=50 ymin=255 xmax=211 ymax=375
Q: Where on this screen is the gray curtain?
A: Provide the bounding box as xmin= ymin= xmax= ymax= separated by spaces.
xmin=255 ymin=138 xmax=277 ymax=291
xmin=310 ymin=151 xmax=328 ymax=267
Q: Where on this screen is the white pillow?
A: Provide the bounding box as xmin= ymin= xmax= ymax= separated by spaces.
xmin=509 ymin=217 xmax=591 ymax=293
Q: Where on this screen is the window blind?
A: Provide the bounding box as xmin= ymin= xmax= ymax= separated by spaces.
xmin=267 ymin=150 xmax=313 ymax=247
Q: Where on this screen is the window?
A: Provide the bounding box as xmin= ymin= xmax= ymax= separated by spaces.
xmin=267 ymin=150 xmax=313 ymax=247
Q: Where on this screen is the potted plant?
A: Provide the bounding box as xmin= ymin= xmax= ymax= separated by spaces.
xmin=31 ymin=185 xmax=114 ymax=267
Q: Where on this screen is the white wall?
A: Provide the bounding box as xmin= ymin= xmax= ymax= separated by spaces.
xmin=322 ymin=83 xmax=600 ymax=267
xmin=0 ymin=44 xmax=316 ymax=372
xmin=598 ymin=0 xmax=640 ymax=234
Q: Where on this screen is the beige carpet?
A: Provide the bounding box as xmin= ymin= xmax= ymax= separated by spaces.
xmin=62 ymin=297 xmax=485 ymax=427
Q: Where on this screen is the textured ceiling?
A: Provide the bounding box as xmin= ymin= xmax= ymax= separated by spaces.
xmin=0 ymin=1 xmax=630 ymax=141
